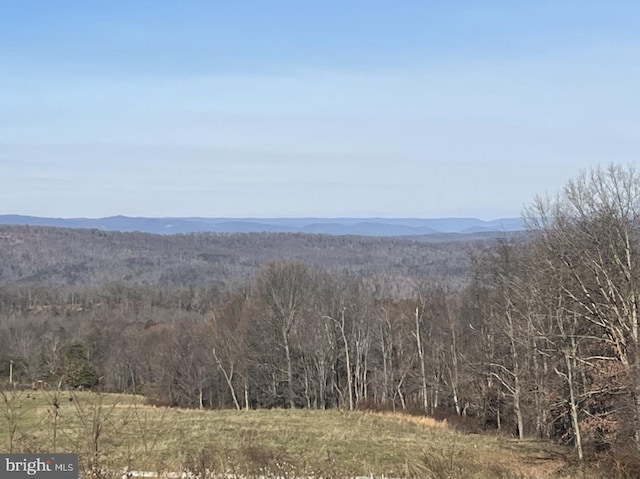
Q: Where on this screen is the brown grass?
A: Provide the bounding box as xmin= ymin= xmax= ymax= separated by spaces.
xmin=0 ymin=390 xmax=597 ymax=478
xmin=368 ymin=410 xmax=448 ymax=428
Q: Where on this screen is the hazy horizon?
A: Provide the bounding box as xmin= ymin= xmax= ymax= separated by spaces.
xmin=1 ymin=213 xmax=522 ymax=220
xmin=0 ymin=214 xmax=526 ymax=236
xmin=2 ymin=2 xmax=638 ymax=218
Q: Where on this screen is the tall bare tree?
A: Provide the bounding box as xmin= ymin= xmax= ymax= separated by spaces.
xmin=255 ymin=262 xmax=311 ymax=408
xmin=527 ymin=164 xmax=640 ymax=446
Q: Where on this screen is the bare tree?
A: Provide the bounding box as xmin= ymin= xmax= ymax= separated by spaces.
xmin=412 ymin=299 xmax=430 ymax=414
xmin=210 ymin=292 xmax=253 ymax=410
xmin=526 ymin=164 xmax=640 ymax=446
xmin=255 ymin=262 xmax=311 ymax=408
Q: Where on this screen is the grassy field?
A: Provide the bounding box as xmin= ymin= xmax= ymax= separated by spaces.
xmin=0 ymin=390 xmax=596 ymax=478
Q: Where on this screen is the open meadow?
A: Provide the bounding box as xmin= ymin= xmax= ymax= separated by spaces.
xmin=0 ymin=390 xmax=600 ymax=479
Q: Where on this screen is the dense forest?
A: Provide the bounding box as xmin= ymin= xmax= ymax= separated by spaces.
xmin=2 ymin=164 xmax=640 ymax=462
xmin=0 ymin=226 xmax=493 ymax=288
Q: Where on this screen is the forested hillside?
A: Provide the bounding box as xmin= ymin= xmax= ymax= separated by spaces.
xmin=0 ymin=225 xmax=488 ymax=290
xmin=2 ymin=165 xmax=640 ymax=470
xmin=0 ymin=225 xmax=489 ymax=407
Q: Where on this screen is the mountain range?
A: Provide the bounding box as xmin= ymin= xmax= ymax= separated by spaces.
xmin=0 ymin=215 xmax=525 ymax=237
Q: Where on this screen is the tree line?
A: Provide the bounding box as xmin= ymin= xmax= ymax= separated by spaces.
xmin=2 ymin=164 xmax=640 ymax=460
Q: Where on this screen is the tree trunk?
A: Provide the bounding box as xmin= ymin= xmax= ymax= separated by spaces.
xmin=513 ymin=376 xmax=524 ymax=440
xmin=283 ymin=331 xmax=295 ymax=408
xmin=337 ymin=308 xmax=354 ymax=411
xmin=212 ymin=348 xmax=240 ymax=410
xmin=564 ymin=349 xmax=583 ymax=460
xmin=415 ymin=307 xmax=429 ymax=414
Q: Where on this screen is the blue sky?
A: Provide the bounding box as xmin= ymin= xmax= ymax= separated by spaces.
xmin=1 ymin=1 xmax=639 ymax=219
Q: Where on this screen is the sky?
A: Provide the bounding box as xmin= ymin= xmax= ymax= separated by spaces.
xmin=1 ymin=1 xmax=639 ymax=219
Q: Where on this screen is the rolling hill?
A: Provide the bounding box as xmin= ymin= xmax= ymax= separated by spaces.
xmin=0 ymin=215 xmax=525 ymax=236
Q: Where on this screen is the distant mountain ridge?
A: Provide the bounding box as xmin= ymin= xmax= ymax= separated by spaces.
xmin=0 ymin=215 xmax=525 ymax=237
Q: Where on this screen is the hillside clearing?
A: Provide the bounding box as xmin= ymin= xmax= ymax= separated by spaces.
xmin=0 ymin=390 xmax=585 ymax=478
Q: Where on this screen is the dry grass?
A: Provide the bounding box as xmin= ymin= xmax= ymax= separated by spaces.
xmin=367 ymin=410 xmax=447 ymax=428
xmin=0 ymin=390 xmax=584 ymax=478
